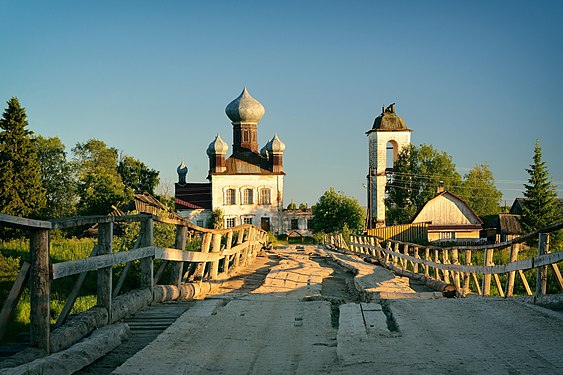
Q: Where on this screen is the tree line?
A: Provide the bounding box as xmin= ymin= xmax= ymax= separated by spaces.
xmin=0 ymin=97 xmax=161 ymax=222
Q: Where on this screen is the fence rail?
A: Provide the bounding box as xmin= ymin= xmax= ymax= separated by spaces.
xmin=325 ymin=220 xmax=563 ymax=300
xmin=0 ymin=213 xmax=267 ymax=355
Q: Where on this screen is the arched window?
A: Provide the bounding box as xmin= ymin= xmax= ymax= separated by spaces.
xmin=259 ymin=188 xmax=271 ymax=205
xmin=242 ymin=188 xmax=253 ymax=205
xmin=225 ymin=188 xmax=236 ymax=205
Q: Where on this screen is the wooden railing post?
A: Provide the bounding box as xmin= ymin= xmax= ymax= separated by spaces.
xmin=482 ymin=247 xmax=494 ymax=296
xmin=224 ymin=230 xmax=233 ymax=274
xmin=536 ymin=233 xmax=548 ymax=296
xmin=463 ymin=249 xmax=472 ymax=294
xmin=97 ymin=222 xmax=113 ymax=322
xmin=140 ymin=218 xmax=154 ymax=291
xmin=171 ymin=225 xmax=187 ymax=287
xmin=210 ymin=233 xmax=222 ymax=279
xmin=505 ymin=243 xmax=520 ymax=297
xmin=30 ymin=228 xmax=50 ymax=353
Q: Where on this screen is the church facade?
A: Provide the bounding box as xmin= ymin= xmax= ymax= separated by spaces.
xmin=175 ymin=88 xmax=285 ymax=233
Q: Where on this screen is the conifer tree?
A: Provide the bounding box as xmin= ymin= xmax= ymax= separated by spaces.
xmin=0 ymin=98 xmax=46 ymax=217
xmin=521 ymin=140 xmax=560 ymax=233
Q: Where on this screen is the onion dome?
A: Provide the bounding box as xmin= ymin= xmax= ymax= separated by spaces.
xmin=225 ymin=87 xmax=265 ymax=123
xmin=369 ymin=103 xmax=408 ymax=132
xmin=177 ymin=161 xmax=188 ymax=175
xmin=269 ymin=133 xmax=285 ymax=153
xmin=207 ymin=134 xmax=228 ymax=156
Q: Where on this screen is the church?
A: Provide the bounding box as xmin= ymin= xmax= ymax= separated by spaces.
xmin=175 ymin=88 xmax=286 ymax=233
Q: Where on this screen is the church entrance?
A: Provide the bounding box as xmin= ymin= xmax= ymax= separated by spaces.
xmin=261 ymin=217 xmax=270 ymax=232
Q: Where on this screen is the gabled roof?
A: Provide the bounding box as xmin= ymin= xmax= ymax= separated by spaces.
xmin=175 ymin=182 xmax=212 ymax=210
xmin=498 ymin=213 xmax=522 ymax=234
xmin=412 ymin=191 xmax=483 ymax=227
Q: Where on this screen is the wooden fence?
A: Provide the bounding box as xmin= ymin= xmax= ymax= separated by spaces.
xmin=325 ymin=221 xmax=563 ymax=301
xmin=0 ymin=213 xmax=267 ymax=355
xmin=366 ymin=222 xmax=428 ymax=243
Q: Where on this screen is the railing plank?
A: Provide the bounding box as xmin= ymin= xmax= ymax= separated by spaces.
xmin=0 ymin=213 xmax=52 ymax=229
xmin=0 ymin=262 xmax=30 ymax=340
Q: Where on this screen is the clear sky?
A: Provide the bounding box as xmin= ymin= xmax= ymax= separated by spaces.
xmin=1 ymin=1 xmax=562 ymax=208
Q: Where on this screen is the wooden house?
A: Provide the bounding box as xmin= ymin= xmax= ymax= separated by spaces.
xmin=411 ymin=191 xmax=483 ymax=244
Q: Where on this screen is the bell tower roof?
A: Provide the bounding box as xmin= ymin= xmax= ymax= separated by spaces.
xmin=367 ymin=103 xmax=410 ymax=133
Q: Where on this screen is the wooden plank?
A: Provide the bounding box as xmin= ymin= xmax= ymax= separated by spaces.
xmin=493 ymin=273 xmax=505 ymax=297
xmin=472 ymin=273 xmax=482 ymax=295
xmin=0 ymin=213 xmax=52 ymax=229
xmin=50 ymin=214 xmax=150 ymax=229
xmin=518 ymin=270 xmax=532 ymax=295
xmin=30 ymin=229 xmax=50 ymax=353
xmin=55 ymin=245 xmax=98 ymax=328
xmin=97 ymin=223 xmax=113 ymax=321
xmin=0 ymin=262 xmax=30 ymax=340
xmin=51 ymin=247 xmax=156 ymax=279
xmin=551 ymin=263 xmax=563 ymax=291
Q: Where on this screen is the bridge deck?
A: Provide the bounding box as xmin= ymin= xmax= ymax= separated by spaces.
xmin=110 ymin=245 xmax=563 ymax=374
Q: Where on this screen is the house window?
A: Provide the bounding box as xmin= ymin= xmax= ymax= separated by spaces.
xmin=196 ymin=220 xmax=204 ymax=227
xmin=225 ymin=188 xmax=236 ymax=205
xmin=291 ymin=219 xmax=299 ymax=230
xmin=440 ymin=231 xmax=456 ymax=240
xmin=243 ymin=188 xmax=253 ymax=205
xmin=259 ymin=188 xmax=271 ymax=205
xmin=225 ymin=217 xmax=236 ymax=228
xmin=243 ymin=216 xmax=253 ymax=225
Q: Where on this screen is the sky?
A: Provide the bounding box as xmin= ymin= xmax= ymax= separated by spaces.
xmin=1 ymin=0 xmax=562 ymax=208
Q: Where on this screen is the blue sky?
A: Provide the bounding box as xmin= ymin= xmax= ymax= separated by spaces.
xmin=1 ymin=1 xmax=562 ymax=207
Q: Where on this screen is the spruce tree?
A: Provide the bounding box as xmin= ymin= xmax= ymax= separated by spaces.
xmin=520 ymin=140 xmax=560 ymax=233
xmin=0 ymin=98 xmax=46 ymax=217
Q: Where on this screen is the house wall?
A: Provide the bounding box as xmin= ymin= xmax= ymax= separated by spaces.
xmin=210 ymin=174 xmax=284 ymax=233
xmin=428 ymin=229 xmax=480 ymax=242
xmin=282 ymin=209 xmax=313 ymax=236
xmin=178 ymin=208 xmax=212 ymax=228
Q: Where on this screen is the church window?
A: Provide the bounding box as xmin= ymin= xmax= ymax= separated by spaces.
xmin=243 ymin=216 xmax=253 ymax=225
xmin=225 ymin=217 xmax=236 ymax=228
xmin=225 ymin=188 xmax=236 ymax=205
xmin=243 ymin=188 xmax=253 ymax=205
xmin=259 ymin=188 xmax=271 ymax=205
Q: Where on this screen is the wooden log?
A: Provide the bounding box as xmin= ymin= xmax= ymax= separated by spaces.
xmin=0 ymin=261 xmax=30 ymax=340
xmin=505 ymin=244 xmax=520 ymax=297
xmin=140 ymin=218 xmax=154 ymax=291
xmin=30 ymin=228 xmax=50 ymax=353
xmin=518 ymin=269 xmax=532 ymax=295
xmin=536 ymin=233 xmax=548 ymax=296
xmin=97 ymin=223 xmax=113 ymax=322
xmin=171 ymin=225 xmax=187 ymax=287
xmin=482 ymin=248 xmax=494 ymax=296
xmin=55 ymin=245 xmax=99 ymax=328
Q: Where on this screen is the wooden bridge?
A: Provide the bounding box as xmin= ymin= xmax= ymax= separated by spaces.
xmin=0 ymin=213 xmax=562 ymax=374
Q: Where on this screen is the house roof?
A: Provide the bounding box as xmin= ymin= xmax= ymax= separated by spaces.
xmin=509 ymin=197 xmax=563 ymax=216
xmin=498 ymin=213 xmax=522 ymax=234
xmin=175 ymin=182 xmax=212 ymax=210
xmin=412 ymin=191 xmax=483 ymax=227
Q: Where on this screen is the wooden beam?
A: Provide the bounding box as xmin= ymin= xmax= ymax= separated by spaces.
xmin=518 ymin=270 xmax=532 ymax=295
xmin=50 ymin=214 xmax=151 ymax=229
xmin=0 ymin=262 xmax=30 ymax=340
xmin=30 ymin=229 xmax=50 ymax=353
xmin=97 ymin=223 xmax=113 ymax=322
xmin=0 ymin=213 xmax=51 ymax=230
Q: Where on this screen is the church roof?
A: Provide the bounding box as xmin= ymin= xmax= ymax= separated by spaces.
xmin=210 ymin=152 xmax=284 ymax=175
xmin=175 ymin=182 xmax=212 ymax=210
xmin=367 ymin=103 xmax=410 ymax=133
xmin=225 ymin=87 xmax=265 ymax=123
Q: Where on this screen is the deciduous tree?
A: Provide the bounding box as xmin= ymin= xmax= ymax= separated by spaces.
xmin=458 ymin=163 xmax=502 ymax=217
xmin=0 ymin=98 xmax=46 ymax=217
xmin=311 ymin=187 xmax=365 ymax=233
xmin=118 ymin=154 xmax=160 ymax=194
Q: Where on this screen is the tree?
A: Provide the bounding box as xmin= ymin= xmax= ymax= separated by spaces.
xmin=35 ymin=136 xmax=77 ymax=218
xmin=72 ymin=139 xmax=131 ymax=215
xmin=0 ymin=98 xmax=46 ymax=217
xmin=521 ymin=140 xmax=560 ymax=233
xmin=209 ymin=208 xmax=224 ymax=229
xmin=311 ymin=187 xmax=365 ymax=233
xmin=118 ymin=154 xmax=160 ymax=194
xmin=385 ymin=144 xmax=461 ymax=225
xmin=458 ymin=163 xmax=502 ymax=217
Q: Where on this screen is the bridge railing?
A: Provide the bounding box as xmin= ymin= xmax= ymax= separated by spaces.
xmin=324 ymin=221 xmax=563 ymax=301
xmin=0 ymin=213 xmax=267 ymax=355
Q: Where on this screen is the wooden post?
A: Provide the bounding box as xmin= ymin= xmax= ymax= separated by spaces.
xmin=434 ymin=249 xmax=441 ymax=281
xmin=224 ymin=230 xmax=233 ymax=274
xmin=442 ymin=249 xmax=451 ymax=284
xmin=463 ymin=249 xmax=472 ymax=294
xmin=140 ymin=218 xmax=154 ymax=291
xmin=30 ymin=228 xmax=50 ymax=353
xmin=97 ymin=222 xmax=113 ymax=321
xmin=171 ymin=225 xmax=187 ymax=287
xmin=234 ymin=229 xmax=244 ymax=269
xmin=482 ymin=247 xmax=494 ymax=296
xmin=505 ymin=244 xmax=520 ymax=297
xmin=424 ymin=248 xmax=430 ymax=277
xmin=402 ymin=244 xmax=409 ymax=270
xmin=536 ymin=233 xmax=548 ymax=296
xmin=413 ymin=247 xmax=419 ymax=274
xmin=451 ymin=248 xmax=461 ymax=290
xmin=210 ymin=233 xmax=222 ymax=279
xmin=199 ymin=232 xmax=212 ymax=279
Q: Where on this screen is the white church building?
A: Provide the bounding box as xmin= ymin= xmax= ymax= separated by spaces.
xmin=175 ymin=88 xmax=286 ymax=233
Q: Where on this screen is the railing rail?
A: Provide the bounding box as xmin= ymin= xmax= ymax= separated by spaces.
xmin=324 ymin=220 xmax=563 ymax=299
xmin=0 ymin=213 xmax=267 ymax=355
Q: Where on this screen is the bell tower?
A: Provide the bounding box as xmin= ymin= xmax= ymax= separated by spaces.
xmin=366 ymin=103 xmax=412 ymax=228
